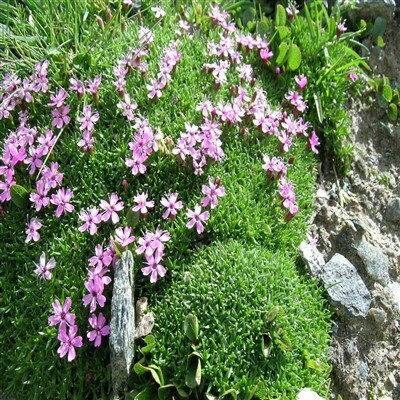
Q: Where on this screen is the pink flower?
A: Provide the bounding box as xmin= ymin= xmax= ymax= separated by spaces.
xmin=48 ymin=297 xmax=76 ymax=328
xmin=30 ymin=179 xmax=50 ymax=211
xmin=308 ymin=131 xmax=320 ymax=154
xmin=24 ymin=146 xmax=44 ymax=175
xmin=69 ymin=77 xmax=85 ymax=99
xmin=77 ymin=131 xmax=95 ymax=152
xmin=57 ymin=324 xmax=83 ymax=362
xmin=100 ymin=193 xmax=124 ymax=223
xmin=87 ymin=312 xmax=110 ymax=347
xmin=132 ymin=192 xmax=154 ymax=215
xmin=87 ymin=76 xmax=102 ymax=95
xmin=186 ymin=204 xmax=210 ymax=234
xmin=348 ymin=72 xmax=359 ymax=82
xmin=34 ymin=252 xmax=56 ymax=280
xmin=295 ymin=75 xmax=308 ymax=91
xmin=25 ymin=218 xmax=42 ymax=242
xmin=146 ymin=79 xmax=163 ymax=99
xmin=337 ymin=21 xmax=347 ymax=38
xmin=160 ymin=192 xmax=183 ymax=219
xmin=141 ymin=252 xmax=167 ymax=283
xmin=89 ymin=244 xmax=113 ymax=268
xmin=41 ymin=162 xmax=63 ymax=189
xmin=50 ymin=188 xmax=75 ymax=217
xmin=151 ymin=6 xmax=166 ymax=19
xmin=48 ymin=89 xmax=67 ymax=108
xmin=278 ymin=131 xmax=293 ymax=153
xmin=113 ymin=227 xmax=135 ymax=248
xmin=117 ymin=94 xmax=138 ymax=120
xmin=201 ymin=177 xmax=225 ymax=209
xmin=78 ymin=207 xmax=102 ymax=235
xmin=307 ymin=232 xmax=318 ymax=247
xmin=83 ymin=276 xmax=106 ymax=312
xmin=37 ymin=129 xmax=56 ymax=155
xmin=51 ymin=105 xmax=71 ymax=129
xmin=77 ymin=105 xmax=99 ymax=132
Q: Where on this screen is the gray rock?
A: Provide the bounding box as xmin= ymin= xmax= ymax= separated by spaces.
xmin=359 ymin=360 xmax=369 ymax=382
xmin=134 ymin=297 xmax=155 ymax=339
xmin=110 ymin=251 xmax=135 ymax=397
xmin=369 ymin=307 xmax=387 ymax=325
xmin=296 ymin=388 xmax=324 ymax=400
xmin=385 ymin=198 xmax=400 ymax=222
xmin=348 ymin=0 xmax=396 ymax=21
xmin=355 ymin=238 xmax=390 ymax=286
xmin=322 ymin=254 xmax=371 ymax=317
xmin=299 ymin=241 xmax=325 ymax=277
xmin=387 ymin=282 xmax=400 ymax=313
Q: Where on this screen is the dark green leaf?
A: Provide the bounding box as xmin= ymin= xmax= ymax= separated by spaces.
xmin=10 ymin=184 xmax=30 ymax=209
xmin=183 ymin=314 xmax=199 ymax=342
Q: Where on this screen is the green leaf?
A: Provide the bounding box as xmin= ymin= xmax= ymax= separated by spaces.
xmin=287 ymin=43 xmax=301 ymax=71
xmin=10 ymin=184 xmax=29 ymax=209
xmin=387 ymin=103 xmax=398 ymax=121
xmin=257 ymin=20 xmax=269 ymax=37
xmin=276 ymin=42 xmax=289 ymax=66
xmin=276 ymin=25 xmax=290 ymax=40
xmin=126 ymin=208 xmax=140 ymax=228
xmin=382 ymin=84 xmax=393 ymax=102
xmin=371 ymin=16 xmax=387 ymax=39
xmin=275 ymin=4 xmax=286 ymax=26
xmin=221 ymin=389 xmax=238 ymax=399
xmin=186 ymin=352 xmax=202 ymax=388
xmin=314 ymin=92 xmax=324 ymax=123
xmin=157 ymin=384 xmax=174 ymax=400
xmin=241 ymin=7 xmax=256 ymax=26
xmin=134 ymin=387 xmax=155 ymax=400
xmin=263 ymin=306 xmax=281 ymax=324
xmin=261 ymin=333 xmax=273 ymax=358
xmin=133 ymin=361 xmax=163 ymax=385
xmin=376 ymin=35 xmax=385 ymax=48
xmin=183 ymin=314 xmax=199 ymax=342
xmin=140 ymin=335 xmax=156 ymax=354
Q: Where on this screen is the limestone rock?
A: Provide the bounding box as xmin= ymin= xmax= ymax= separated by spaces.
xmin=348 ymin=0 xmax=396 ymax=22
xmin=385 ymin=198 xmax=400 ymax=222
xmin=110 ymin=251 xmax=135 ymax=397
xmin=299 ymin=241 xmax=325 ymax=278
xmin=355 ymin=238 xmax=390 ymax=286
xmin=296 ymin=388 xmax=324 ymax=400
xmin=321 ymin=254 xmax=371 ymax=317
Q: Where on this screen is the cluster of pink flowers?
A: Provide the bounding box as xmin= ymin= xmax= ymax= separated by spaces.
xmin=262 ymin=155 xmax=287 ymax=179
xmin=49 ymin=89 xmax=70 ymax=129
xmin=172 ymin=119 xmax=224 ymax=175
xmin=77 ymin=105 xmax=100 ymax=152
xmin=147 ymin=41 xmax=181 ymax=99
xmin=137 ymin=228 xmax=170 ymax=283
xmin=48 ymin=298 xmax=83 ymax=362
xmin=114 ymin=48 xmax=149 ymax=95
xmin=69 ymin=76 xmax=101 ymax=101
xmin=78 ymin=193 xmax=124 ymax=235
xmin=117 ymin=93 xmax=138 ymax=121
xmin=0 ymin=61 xmax=49 ymax=121
xmin=279 ymin=177 xmax=299 ymax=221
xmin=30 ymin=162 xmax=64 ymax=211
xmin=186 ymin=176 xmax=225 ymax=234
xmin=125 ymin=117 xmax=161 ymax=176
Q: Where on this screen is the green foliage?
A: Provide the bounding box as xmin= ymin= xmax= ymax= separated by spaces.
xmin=148 ymin=241 xmax=331 ymax=399
xmin=387 ymin=103 xmax=398 ymax=122
xmin=370 ymin=16 xmax=387 ymax=40
xmin=10 ymin=184 xmax=30 ymax=209
xmin=275 ymin=4 xmax=286 ymax=26
xmin=1 ymin=1 xmax=334 ymax=399
xmin=287 ymin=43 xmax=302 ymax=71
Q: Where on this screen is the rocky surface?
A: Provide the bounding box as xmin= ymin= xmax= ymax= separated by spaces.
xmin=348 ymin=0 xmax=396 ymax=22
xmin=110 ymin=250 xmax=135 ymax=398
xmin=303 ymin=12 xmax=400 ymax=400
